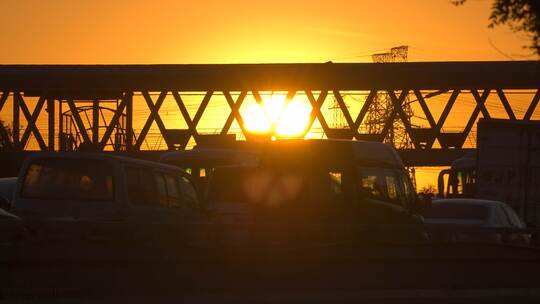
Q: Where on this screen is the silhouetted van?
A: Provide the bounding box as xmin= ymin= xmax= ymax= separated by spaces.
xmin=11 ymin=153 xmax=200 ymax=223
xmin=207 ymin=139 xmax=428 ymax=225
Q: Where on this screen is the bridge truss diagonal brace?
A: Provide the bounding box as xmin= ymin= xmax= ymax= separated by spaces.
xmin=495 ymin=89 xmax=516 ymax=120
xmin=0 ymin=91 xmax=8 ymax=111
xmin=275 ymin=91 xmax=297 ymax=133
xmin=524 ymin=89 xmax=540 ymax=121
xmin=434 ymin=89 xmax=460 ymax=138
xmin=333 ymin=90 xmax=358 ymax=138
xmin=18 ymin=93 xmax=47 ymax=150
xmin=221 ymin=91 xmax=248 ymax=137
xmin=172 ymin=91 xmax=213 ymax=145
xmin=471 ymin=89 xmax=492 ymax=119
xmin=99 ymin=92 xmax=131 ymax=150
xmin=252 ymin=91 xmax=297 ymax=134
xmin=135 ymin=91 xmax=168 ymax=150
xmin=355 ymin=90 xmax=377 ymax=130
xmin=66 ymin=98 xmax=92 ymax=145
xmin=304 ymin=90 xmax=329 ymax=138
xmin=389 ymin=90 xmax=423 ymax=149
xmin=413 ymin=90 xmax=438 ymax=149
xmin=379 ymin=90 xmax=410 ymax=143
xmin=252 ymin=91 xmax=274 ymax=129
xmin=0 ymin=91 xmax=11 ymax=145
xmin=463 ymin=89 xmax=491 ymax=137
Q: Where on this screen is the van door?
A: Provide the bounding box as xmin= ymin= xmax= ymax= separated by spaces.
xmin=356 ymin=167 xmax=412 ymax=224
xmin=124 ymin=166 xmax=169 ymax=223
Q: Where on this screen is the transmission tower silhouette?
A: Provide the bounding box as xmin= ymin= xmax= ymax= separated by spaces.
xmin=328 ymin=97 xmax=347 ymax=129
xmin=362 ymin=45 xmax=415 ymax=150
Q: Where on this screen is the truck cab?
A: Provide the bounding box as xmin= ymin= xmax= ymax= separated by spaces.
xmin=437 ymin=118 xmax=540 ymax=225
xmin=437 ymin=153 xmax=476 ymax=198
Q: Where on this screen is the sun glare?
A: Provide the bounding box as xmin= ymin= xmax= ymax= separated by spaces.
xmin=243 ymin=94 xmax=312 ymax=138
xmin=275 ymin=100 xmax=312 ymax=137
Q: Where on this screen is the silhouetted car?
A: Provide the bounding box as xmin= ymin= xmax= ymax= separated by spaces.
xmin=424 ymin=198 xmax=529 ymax=244
xmin=0 ymin=177 xmax=17 ymax=210
xmin=425 ymin=199 xmax=525 ymax=228
xmin=0 ymin=207 xmax=22 ymax=243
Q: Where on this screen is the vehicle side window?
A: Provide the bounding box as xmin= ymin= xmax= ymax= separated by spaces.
xmin=165 ymin=174 xmax=182 ymax=208
xmin=179 ymin=176 xmax=199 ymax=210
xmin=139 ymin=169 xmax=158 ymax=206
xmin=329 ymin=172 xmax=343 ymax=195
xmin=154 ymin=173 xmax=168 ymax=207
xmin=360 ymin=175 xmax=383 ymax=198
xmin=385 ymin=176 xmax=398 ymax=201
xmin=22 ymin=159 xmax=114 ymax=201
xmin=126 ymin=167 xmax=144 ymax=205
xmin=503 ymin=206 xmax=525 ymax=228
xmin=399 ymin=172 xmax=416 ymax=208
xmin=492 ymin=206 xmax=511 ymax=227
xmin=358 ymin=168 xmax=402 ymax=206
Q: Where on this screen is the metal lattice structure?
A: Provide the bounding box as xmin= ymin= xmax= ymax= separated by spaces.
xmin=0 ymin=62 xmax=539 ymax=166
xmin=365 ymin=46 xmax=416 ymax=149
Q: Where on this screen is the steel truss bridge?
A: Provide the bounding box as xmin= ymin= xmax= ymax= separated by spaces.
xmin=0 ymin=61 xmax=539 ymax=166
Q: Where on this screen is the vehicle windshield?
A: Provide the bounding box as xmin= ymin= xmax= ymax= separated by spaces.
xmin=21 ymin=158 xmax=114 ymax=201
xmin=425 ymin=203 xmax=489 ymax=220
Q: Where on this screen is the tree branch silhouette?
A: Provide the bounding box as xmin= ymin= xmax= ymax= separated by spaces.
xmin=452 ymin=0 xmax=540 ymax=55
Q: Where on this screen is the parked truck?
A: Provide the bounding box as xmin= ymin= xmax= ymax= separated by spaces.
xmin=438 ymin=118 xmax=540 ymax=225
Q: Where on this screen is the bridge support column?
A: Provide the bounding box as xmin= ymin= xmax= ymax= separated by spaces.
xmin=13 ymin=92 xmax=20 ymax=149
xmin=92 ymin=99 xmax=99 ymax=145
xmin=125 ymin=92 xmax=133 ymax=151
xmin=47 ymin=97 xmax=55 ymax=151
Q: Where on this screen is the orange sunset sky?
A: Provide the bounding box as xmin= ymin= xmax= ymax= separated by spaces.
xmin=0 ymin=0 xmax=538 ymax=190
xmin=0 ymin=0 xmax=536 ymax=63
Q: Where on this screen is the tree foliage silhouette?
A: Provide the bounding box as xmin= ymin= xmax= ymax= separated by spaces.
xmin=453 ymin=0 xmax=540 ymax=55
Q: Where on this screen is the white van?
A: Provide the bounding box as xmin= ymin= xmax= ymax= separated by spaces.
xmin=11 ymin=153 xmax=200 ymax=223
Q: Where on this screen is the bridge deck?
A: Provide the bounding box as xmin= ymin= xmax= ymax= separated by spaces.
xmin=0 ymin=61 xmax=538 ymax=166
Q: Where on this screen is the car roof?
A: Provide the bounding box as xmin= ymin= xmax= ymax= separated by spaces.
xmin=450 ymin=152 xmax=476 ymax=170
xmin=162 ymin=139 xmax=404 ymax=169
xmin=433 ymin=198 xmax=508 ymax=208
xmin=23 ymin=152 xmax=190 ymax=176
xmin=261 ymin=139 xmax=404 ymax=169
xmin=160 ymin=148 xmax=259 ymax=165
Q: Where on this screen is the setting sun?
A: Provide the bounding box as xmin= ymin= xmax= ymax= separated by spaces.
xmin=243 ymin=94 xmax=311 ymax=138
